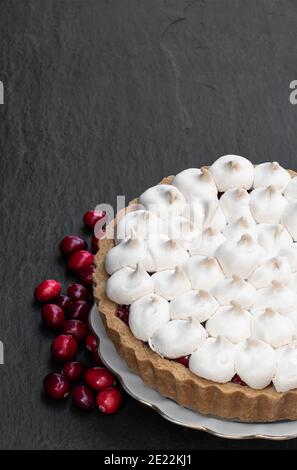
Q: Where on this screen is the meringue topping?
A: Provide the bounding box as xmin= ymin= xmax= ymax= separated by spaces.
xmin=222 ymin=215 xmax=257 ymax=241
xmin=165 ymin=215 xmax=200 ymax=250
xmin=129 ymin=294 xmax=170 ymax=341
xmin=284 ymin=176 xmax=297 ymax=202
xmin=106 ymin=263 xmax=154 ymax=304
xmin=212 ymin=275 xmax=257 ymax=309
xmin=273 ymin=344 xmax=297 ymax=392
xmin=189 ymin=227 xmax=226 ymax=257
xmin=172 ymin=167 xmax=218 ymax=201
xmin=189 ymin=336 xmax=236 ymax=383
xmin=252 ymin=281 xmax=297 ymax=315
xmin=253 ymin=162 xmax=290 ymax=191
xmin=147 ymin=238 xmax=189 ymax=272
xmin=235 ymin=339 xmax=277 ymax=389
xmin=203 ymin=200 xmax=227 ymax=231
xmin=105 ymin=236 xmax=154 ymax=274
xmin=215 ymin=234 xmax=265 ymax=279
xmin=209 ymin=155 xmax=254 ymax=192
xmin=151 ymin=266 xmax=191 ymax=301
xmin=279 ymin=244 xmax=297 ymax=272
xmin=281 ymin=201 xmax=297 ymax=241
xmin=148 ymin=319 xmax=207 ymax=359
xmin=116 ymin=209 xmax=163 ymax=243
xmin=170 ymin=289 xmax=219 ymax=322
xmin=248 ymin=256 xmax=292 ymax=289
xmin=250 ymin=186 xmax=287 ymax=224
xmin=220 ymin=187 xmax=250 ymax=222
xmin=183 ymin=255 xmax=225 ymax=290
xmin=251 ymin=308 xmax=294 ymax=348
xmin=257 ymin=223 xmax=293 ymax=254
xmin=206 ymin=303 xmax=251 ymax=343
xmin=139 ymin=184 xmax=186 ymax=219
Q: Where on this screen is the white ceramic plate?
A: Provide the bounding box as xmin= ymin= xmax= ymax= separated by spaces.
xmin=90 ymin=305 xmax=297 ymax=440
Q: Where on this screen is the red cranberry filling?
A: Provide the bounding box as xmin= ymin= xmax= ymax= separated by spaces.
xmin=116 ymin=305 xmax=130 ymax=325
xmin=231 ymin=374 xmax=247 ymax=386
xmin=175 ymin=356 xmax=190 ymax=368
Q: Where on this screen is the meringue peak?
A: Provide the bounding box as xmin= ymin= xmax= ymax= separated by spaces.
xmin=238 ymin=233 xmax=253 ymax=246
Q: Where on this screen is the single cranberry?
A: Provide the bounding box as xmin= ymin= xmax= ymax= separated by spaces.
xmin=92 ymin=350 xmax=103 ymax=366
xmin=83 ymin=210 xmax=106 ymax=230
xmin=43 ymin=372 xmax=70 ymax=399
xmin=62 ymin=361 xmax=87 ymax=382
xmin=78 ymin=265 xmax=94 ymax=287
xmin=61 ymin=319 xmax=87 ymax=342
xmin=67 ymin=283 xmax=89 ymax=302
xmin=91 ymin=235 xmax=99 ymax=253
xmin=72 ymin=385 xmax=95 ymax=411
xmin=96 ymin=387 xmax=123 ymax=414
xmin=51 ymin=334 xmax=77 ymax=362
xmin=34 ymin=280 xmax=61 ymax=303
xmin=42 ymin=304 xmax=65 ymax=330
xmin=85 ymin=367 xmax=115 ymax=391
xmin=175 ymin=355 xmax=190 ymax=368
xmin=59 ymin=235 xmax=87 ymax=256
xmin=54 ymin=294 xmax=73 ymax=314
xmin=68 ymin=250 xmax=94 ymax=272
xmin=68 ymin=300 xmax=91 ymax=321
xmin=116 ymin=305 xmax=130 ymax=325
xmin=231 ymin=374 xmax=247 ymax=386
xmin=85 ymin=334 xmax=98 ymax=353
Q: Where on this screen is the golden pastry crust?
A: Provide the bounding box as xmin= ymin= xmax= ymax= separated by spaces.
xmin=93 ymin=172 xmax=297 ymax=423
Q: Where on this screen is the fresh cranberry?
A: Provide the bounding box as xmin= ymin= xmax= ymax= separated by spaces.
xmin=68 ymin=300 xmax=91 ymax=321
xmin=83 ymin=210 xmax=105 ymax=230
xmin=231 ymin=374 xmax=247 ymax=386
xmin=61 ymin=319 xmax=87 ymax=342
xmin=116 ymin=305 xmax=130 ymax=325
xmin=96 ymin=387 xmax=123 ymax=414
xmin=68 ymin=250 xmax=94 ymax=272
xmin=67 ymin=283 xmax=89 ymax=302
xmin=59 ymin=235 xmax=87 ymax=256
xmin=175 ymin=355 xmax=190 ymax=368
xmin=91 ymin=235 xmax=99 ymax=253
xmin=92 ymin=350 xmax=103 ymax=366
xmin=85 ymin=367 xmax=115 ymax=391
xmin=51 ymin=334 xmax=77 ymax=362
xmin=54 ymin=294 xmax=73 ymax=314
xmin=85 ymin=334 xmax=98 ymax=353
xmin=72 ymin=385 xmax=95 ymax=410
xmin=43 ymin=372 xmax=70 ymax=399
xmin=78 ymin=265 xmax=94 ymax=287
xmin=62 ymin=361 xmax=87 ymax=382
xmin=34 ymin=280 xmax=61 ymax=303
xmin=42 ymin=304 xmax=65 ymax=330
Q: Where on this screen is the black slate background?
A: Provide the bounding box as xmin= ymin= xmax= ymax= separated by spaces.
xmin=1 ymin=0 xmax=297 ymax=450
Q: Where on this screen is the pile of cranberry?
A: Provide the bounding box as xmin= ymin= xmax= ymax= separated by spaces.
xmin=34 ymin=210 xmax=123 ymax=414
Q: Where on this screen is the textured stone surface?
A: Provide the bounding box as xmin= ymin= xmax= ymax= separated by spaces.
xmin=1 ymin=0 xmax=297 ymax=449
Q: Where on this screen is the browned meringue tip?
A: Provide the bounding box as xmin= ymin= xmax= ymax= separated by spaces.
xmin=205 ymin=227 xmax=217 ymax=237
xmin=272 ymin=257 xmax=283 ymax=270
xmin=232 ymin=274 xmax=243 ymax=284
xmin=198 ymin=289 xmax=210 ymax=299
xmin=238 ymin=216 xmax=250 ymax=228
xmin=227 ymin=160 xmax=240 ymax=170
xmin=246 ymin=338 xmax=261 ymax=348
xmin=271 ymin=161 xmax=280 ymax=170
xmin=236 ymin=188 xmax=247 ymax=198
xmin=230 ymin=300 xmax=244 ymax=312
xmin=238 ymin=233 xmax=253 ymax=245
xmin=166 ymin=189 xmax=178 ymax=204
xmin=264 ymin=307 xmax=276 ymax=316
xmin=274 ymin=225 xmax=284 ymax=239
xmin=150 ymin=294 xmax=161 ymax=303
xmin=266 ymin=184 xmax=277 ymax=195
xmin=271 ymin=280 xmax=283 ymax=290
xmin=200 ymin=167 xmax=212 ymax=180
xmin=203 ymin=256 xmax=216 ymax=267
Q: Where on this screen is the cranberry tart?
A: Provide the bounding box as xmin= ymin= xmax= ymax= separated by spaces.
xmin=94 ymin=155 xmax=297 ymax=422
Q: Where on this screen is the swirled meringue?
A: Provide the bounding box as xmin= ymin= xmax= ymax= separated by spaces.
xmin=203 ymin=200 xmax=227 ymax=231
xmin=170 ymin=289 xmax=219 ymax=322
xmin=273 ymin=344 xmax=297 ymax=392
xmin=256 ymin=223 xmax=293 ymax=254
xmin=189 ymin=336 xmax=236 ymax=383
xmin=250 ymin=186 xmax=287 ymax=224
xmin=148 ymin=319 xmax=207 ymax=359
xmin=252 ymin=281 xmax=297 ymax=314
xmin=220 ymin=188 xmax=250 ymax=222
xmin=284 ymin=176 xmax=297 ymax=201
xmin=172 ymin=167 xmax=218 ymax=201
xmin=281 ymin=201 xmax=297 ymax=241
xmin=253 ymin=162 xmax=290 ymax=191
xmin=139 ymin=184 xmax=186 ymax=219
xmin=235 ymin=339 xmax=276 ymax=389
xmin=165 ymin=215 xmax=200 ymax=250
xmin=206 ymin=303 xmax=251 ymax=343
xmin=222 ymin=216 xmax=257 ymax=241
xmin=211 ymin=276 xmax=256 ymax=309
xmin=129 ymin=294 xmax=170 ymax=341
xmin=279 ymin=244 xmax=297 ymax=272
xmin=182 ymin=199 xmax=205 ymax=230
xmin=105 ymin=236 xmax=153 ymax=274
xmin=248 ymin=256 xmax=292 ymax=289
xmin=183 ymin=255 xmax=225 ymax=290
xmin=251 ymin=308 xmax=294 ymax=348
xmin=147 ymin=238 xmax=189 ymax=271
xmin=215 ymin=234 xmax=265 ymax=279
xmin=209 ymin=155 xmax=254 ymax=192
xmin=116 ymin=210 xmax=163 ymax=243
xmin=106 ymin=264 xmax=153 ymax=304
xmin=189 ymin=227 xmax=226 ymax=257
xmin=151 ymin=266 xmax=191 ymax=300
